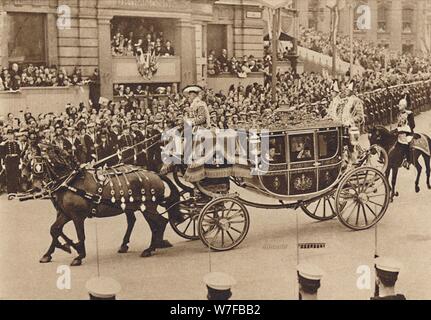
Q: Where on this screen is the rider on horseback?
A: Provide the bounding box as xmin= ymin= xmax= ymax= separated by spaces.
xmin=397 ymin=98 xmax=416 ymax=170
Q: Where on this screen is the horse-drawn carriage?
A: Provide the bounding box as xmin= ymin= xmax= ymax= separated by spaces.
xmin=168 ymin=120 xmax=390 ymax=252
xmin=13 ymin=119 xmax=390 ymax=266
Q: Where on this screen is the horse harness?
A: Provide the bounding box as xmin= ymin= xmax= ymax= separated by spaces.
xmin=53 ymin=165 xmax=159 ymax=218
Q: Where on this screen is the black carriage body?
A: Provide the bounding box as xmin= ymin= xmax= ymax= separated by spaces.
xmin=244 ymin=123 xmax=344 ymax=202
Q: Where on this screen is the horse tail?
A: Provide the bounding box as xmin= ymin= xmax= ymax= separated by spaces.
xmin=158 ymin=174 xmax=182 ymax=223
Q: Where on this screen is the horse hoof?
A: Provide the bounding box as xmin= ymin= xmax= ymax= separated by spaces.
xmin=39 ymin=256 xmax=52 ymax=264
xmin=70 ymin=258 xmax=82 ymax=267
xmin=156 ymin=240 xmax=173 ymax=249
xmin=118 ymin=245 xmax=129 ymax=254
xmin=416 ymin=187 xmax=420 ymax=193
xmin=395 ymin=192 xmax=399 ymax=197
xmin=141 ymin=250 xmax=153 ymax=258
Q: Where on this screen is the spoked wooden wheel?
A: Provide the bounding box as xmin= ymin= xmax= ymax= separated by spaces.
xmin=198 ymin=197 xmax=250 ymax=251
xmin=335 ymin=167 xmax=390 ymax=231
xmin=301 ymin=190 xmax=338 ymax=221
xmin=169 ymin=196 xmax=202 ymax=240
xmin=363 ymin=145 xmax=388 ymax=173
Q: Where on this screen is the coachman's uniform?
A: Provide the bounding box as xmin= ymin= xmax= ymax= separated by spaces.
xmin=1 ymin=138 xmax=21 ymax=194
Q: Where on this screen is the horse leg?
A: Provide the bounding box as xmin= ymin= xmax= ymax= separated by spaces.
xmin=118 ymin=211 xmax=136 ymax=254
xmin=40 ymin=213 xmax=71 ymax=263
xmin=414 ymin=154 xmax=422 ymax=193
xmin=141 ymin=206 xmax=171 ymax=258
xmin=70 ymin=217 xmax=86 ymax=267
xmin=423 ymin=155 xmax=431 ymax=189
xmin=391 ymin=168 xmax=399 ymax=201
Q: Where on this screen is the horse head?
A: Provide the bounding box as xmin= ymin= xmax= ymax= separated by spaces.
xmin=38 ymin=143 xmax=77 ymax=183
xmin=368 ymin=126 xmax=397 ymax=151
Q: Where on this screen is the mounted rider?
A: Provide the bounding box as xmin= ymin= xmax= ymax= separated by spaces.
xmin=397 ymin=98 xmax=416 ymax=169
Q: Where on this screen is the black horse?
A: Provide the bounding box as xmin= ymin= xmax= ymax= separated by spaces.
xmin=34 ymin=143 xmax=183 ymax=266
xmin=369 ymin=126 xmax=431 ymax=200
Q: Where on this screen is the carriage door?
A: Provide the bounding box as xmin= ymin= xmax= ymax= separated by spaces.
xmin=258 ymin=132 xmax=289 ymax=196
xmin=288 ymin=131 xmax=317 ymax=196
xmin=316 ymin=128 xmax=342 ymax=192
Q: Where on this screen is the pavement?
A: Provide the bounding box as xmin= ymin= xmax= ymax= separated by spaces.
xmin=1 ymin=112 xmax=431 ymax=300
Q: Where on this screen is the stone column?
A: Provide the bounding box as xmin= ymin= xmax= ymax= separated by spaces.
xmin=297 ymin=0 xmax=309 ymax=28
xmin=47 ymin=13 xmax=59 ymax=67
xmin=390 ymin=0 xmax=402 ymax=53
xmin=368 ymin=0 xmax=378 ymax=43
xmin=0 ymin=6 xmax=8 ymax=68
xmin=175 ymin=19 xmax=196 ymax=89
xmin=97 ymin=17 xmax=113 ymax=99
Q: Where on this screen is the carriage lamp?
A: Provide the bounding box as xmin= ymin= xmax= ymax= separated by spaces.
xmin=249 ymin=133 xmax=261 ymax=173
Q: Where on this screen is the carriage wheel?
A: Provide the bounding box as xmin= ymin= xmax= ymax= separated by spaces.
xmin=169 ymin=198 xmax=201 ymax=240
xmin=335 ymin=167 xmax=390 ymax=231
xmin=198 ymin=197 xmax=250 ymax=251
xmin=363 ymin=145 xmax=388 ymax=173
xmin=301 ymin=191 xmax=338 ymax=221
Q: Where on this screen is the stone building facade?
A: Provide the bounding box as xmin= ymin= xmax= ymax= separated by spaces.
xmin=0 ymin=0 xmax=266 ymax=99
xmin=298 ymin=0 xmax=431 ymax=56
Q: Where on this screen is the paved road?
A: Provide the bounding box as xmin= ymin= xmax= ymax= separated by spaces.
xmin=1 ymin=113 xmax=431 ymax=300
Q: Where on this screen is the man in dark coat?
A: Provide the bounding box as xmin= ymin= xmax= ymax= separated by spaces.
xmin=118 ymin=125 xmax=135 ymax=165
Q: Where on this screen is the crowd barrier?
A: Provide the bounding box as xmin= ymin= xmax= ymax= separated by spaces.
xmin=298 ymin=46 xmax=365 ymax=76
xmin=207 ymin=72 xmax=265 ymax=93
xmin=0 ymin=86 xmax=90 ymax=116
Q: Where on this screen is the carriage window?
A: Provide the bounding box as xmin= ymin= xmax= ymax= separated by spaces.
xmin=262 ymin=136 xmax=286 ymax=164
xmin=290 ymin=134 xmax=314 ymax=162
xmin=318 ymin=131 xmax=338 ymax=159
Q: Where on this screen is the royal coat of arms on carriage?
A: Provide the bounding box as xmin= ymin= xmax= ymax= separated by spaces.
xmin=293 ymin=173 xmax=313 ymax=192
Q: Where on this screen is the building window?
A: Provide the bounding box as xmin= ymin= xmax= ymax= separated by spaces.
xmin=7 ymin=12 xmax=46 ymax=65
xmin=377 ymin=2 xmax=388 ymax=33
xmin=207 ymin=24 xmax=228 ymax=58
xmin=353 ymin=1 xmax=368 ymax=32
xmin=402 ymin=7 xmax=413 ymax=33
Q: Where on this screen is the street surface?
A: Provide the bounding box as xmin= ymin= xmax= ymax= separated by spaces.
xmin=1 ymin=112 xmax=431 ymax=300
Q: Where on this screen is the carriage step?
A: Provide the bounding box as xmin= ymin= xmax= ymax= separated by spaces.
xmin=298 ymin=243 xmax=326 ymax=249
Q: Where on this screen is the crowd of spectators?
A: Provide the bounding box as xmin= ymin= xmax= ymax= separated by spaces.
xmin=111 ymin=24 xmax=175 ymax=57
xmin=298 ymin=26 xmax=431 ymax=73
xmin=0 ymin=64 xmax=86 ymax=92
xmin=207 ymin=49 xmax=271 ymax=78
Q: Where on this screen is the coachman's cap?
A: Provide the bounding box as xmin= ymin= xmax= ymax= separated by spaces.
xmin=182 ymin=85 xmax=203 ymax=95
xmin=204 ymin=272 xmax=236 ymax=301
xmin=85 ymin=277 xmax=121 ymax=300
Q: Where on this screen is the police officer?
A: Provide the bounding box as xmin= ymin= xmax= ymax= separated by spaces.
xmin=371 ymin=257 xmax=406 ymax=300
xmin=297 ymin=263 xmax=324 ymax=300
xmin=0 ymin=129 xmax=22 ymax=194
xmin=203 ymin=272 xmax=236 ymax=301
xmin=86 ymin=277 xmax=121 ymax=300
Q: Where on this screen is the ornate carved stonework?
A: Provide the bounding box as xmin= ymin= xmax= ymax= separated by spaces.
xmin=100 ymin=0 xmax=192 ymax=11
